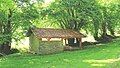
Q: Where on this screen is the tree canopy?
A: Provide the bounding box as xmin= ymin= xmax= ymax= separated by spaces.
xmin=41 ymin=0 xmax=120 ymax=40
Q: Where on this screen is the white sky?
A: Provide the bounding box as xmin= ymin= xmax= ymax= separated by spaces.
xmin=44 ymin=0 xmax=54 ymax=5
xmin=45 ymin=0 xmax=54 ymax=3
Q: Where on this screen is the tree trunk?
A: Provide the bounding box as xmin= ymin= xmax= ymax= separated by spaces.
xmin=0 ymin=44 xmax=2 ymax=53
xmin=93 ymin=19 xmax=99 ymax=40
xmin=94 ymin=31 xmax=99 ymax=41
xmin=2 ymin=8 xmax=13 ymax=54
xmin=2 ymin=43 xmax=11 ymax=54
xmin=68 ymin=38 xmax=80 ymax=47
xmin=107 ymin=21 xmax=115 ymax=36
xmin=102 ymin=21 xmax=107 ymax=37
xmin=102 ymin=7 xmax=107 ymax=37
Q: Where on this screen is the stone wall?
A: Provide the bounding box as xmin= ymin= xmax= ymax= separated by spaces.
xmin=29 ymin=36 xmax=40 ymax=53
xmin=38 ymin=41 xmax=64 ymax=54
xmin=29 ymin=36 xmax=64 ymax=54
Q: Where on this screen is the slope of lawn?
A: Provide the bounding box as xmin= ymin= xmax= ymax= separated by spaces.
xmin=0 ymin=37 xmax=120 ymax=68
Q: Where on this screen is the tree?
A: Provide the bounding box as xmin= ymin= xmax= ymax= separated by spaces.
xmin=0 ymin=0 xmax=15 ymax=53
xmin=41 ymin=0 xmax=97 ymax=46
xmin=0 ymin=0 xmax=41 ymax=54
xmin=41 ymin=0 xmax=120 ymax=43
xmin=93 ymin=0 xmax=120 ymax=41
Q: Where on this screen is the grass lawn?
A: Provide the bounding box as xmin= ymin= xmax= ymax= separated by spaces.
xmin=0 ymin=37 xmax=120 ymax=68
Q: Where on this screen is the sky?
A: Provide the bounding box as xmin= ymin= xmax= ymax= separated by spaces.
xmin=44 ymin=0 xmax=54 ymax=5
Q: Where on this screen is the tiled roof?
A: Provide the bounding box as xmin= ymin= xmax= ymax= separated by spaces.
xmin=31 ymin=28 xmax=85 ymax=38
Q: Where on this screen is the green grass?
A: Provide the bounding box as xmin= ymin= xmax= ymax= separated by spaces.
xmin=108 ymin=61 xmax=120 ymax=68
xmin=0 ymin=37 xmax=120 ymax=68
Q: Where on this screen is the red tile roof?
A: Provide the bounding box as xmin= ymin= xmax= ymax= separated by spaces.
xmin=31 ymin=28 xmax=85 ymax=38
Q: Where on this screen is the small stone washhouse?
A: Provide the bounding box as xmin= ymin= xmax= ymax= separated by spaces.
xmin=29 ymin=28 xmax=85 ymax=54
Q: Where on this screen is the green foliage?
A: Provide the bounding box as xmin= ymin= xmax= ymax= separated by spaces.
xmin=0 ymin=34 xmax=11 ymax=44
xmin=40 ymin=0 xmax=120 ymax=38
xmin=0 ymin=0 xmax=42 ymax=45
xmin=41 ymin=0 xmax=92 ymax=30
xmin=93 ymin=0 xmax=120 ymax=37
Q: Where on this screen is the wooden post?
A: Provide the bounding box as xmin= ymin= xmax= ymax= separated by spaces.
xmin=47 ymin=38 xmax=51 ymax=42
xmin=61 ymin=38 xmax=63 ymax=42
xmin=79 ymin=38 xmax=82 ymax=48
